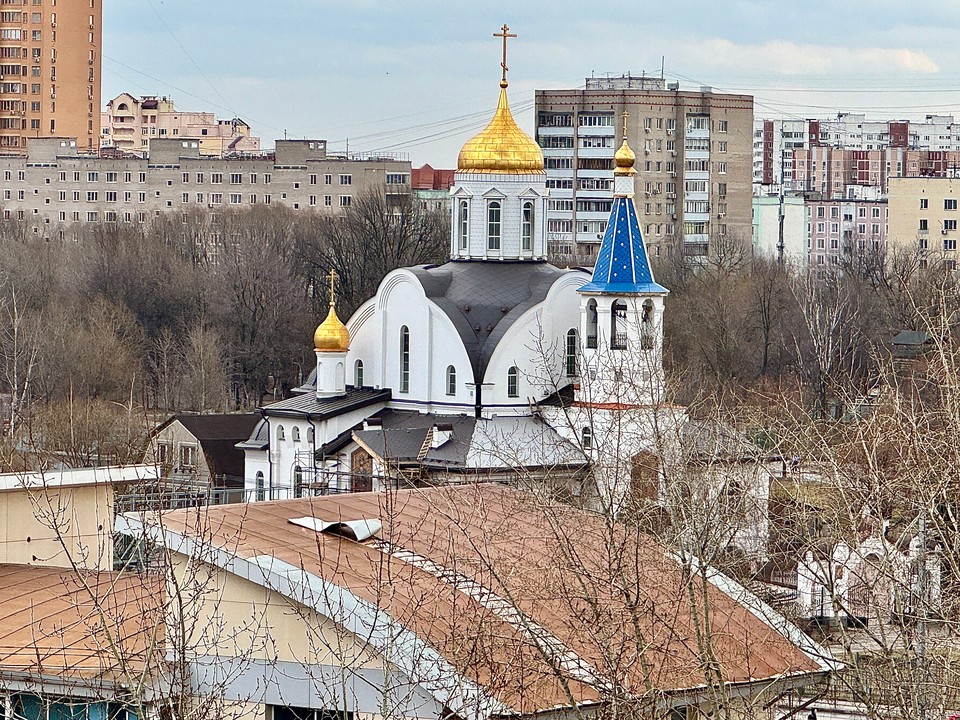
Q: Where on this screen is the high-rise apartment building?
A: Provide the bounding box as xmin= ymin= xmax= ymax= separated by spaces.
xmin=0 ymin=0 xmax=101 ymax=153
xmin=535 ymin=76 xmax=753 ymax=260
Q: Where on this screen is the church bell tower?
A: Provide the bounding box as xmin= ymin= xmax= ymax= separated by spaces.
xmin=577 ymin=114 xmax=669 ymax=407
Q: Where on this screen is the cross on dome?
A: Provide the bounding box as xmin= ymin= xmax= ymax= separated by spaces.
xmin=494 ymin=24 xmax=517 ymax=88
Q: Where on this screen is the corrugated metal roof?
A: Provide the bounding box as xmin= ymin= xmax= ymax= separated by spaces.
xmin=139 ymin=485 xmax=828 ymax=714
xmin=0 ymin=564 xmax=163 ymax=685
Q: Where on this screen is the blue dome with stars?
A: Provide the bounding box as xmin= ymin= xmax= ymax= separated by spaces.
xmin=578 ymin=195 xmax=668 ymax=295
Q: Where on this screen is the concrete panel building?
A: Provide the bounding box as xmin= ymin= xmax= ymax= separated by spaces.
xmin=0 ymin=0 xmax=101 ymax=153
xmin=888 ymin=177 xmax=960 ymax=268
xmin=752 ymin=195 xmax=807 ymax=267
xmin=0 ymin=137 xmax=412 ymax=238
xmin=805 ymin=197 xmax=888 ymax=269
xmin=535 ymin=76 xmax=753 ymax=261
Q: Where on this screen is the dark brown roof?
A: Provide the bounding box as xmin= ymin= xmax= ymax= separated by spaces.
xmin=157 ymin=414 xmax=261 ymax=478
xmin=0 ymin=564 xmax=163 ymax=686
xmin=145 ymin=486 xmax=828 ymax=714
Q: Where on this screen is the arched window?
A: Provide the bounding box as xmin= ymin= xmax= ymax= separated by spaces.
xmin=487 ymin=200 xmax=501 ymax=251
xmin=292 ymin=426 xmax=301 ymax=443
xmin=117 ymin=102 xmax=128 ymax=111
xmin=276 ymin=425 xmax=285 ymax=442
xmin=255 ymin=471 xmax=265 ymax=502
xmin=294 ymin=466 xmax=303 ymax=498
xmin=459 ymin=200 xmax=469 ymax=250
xmin=611 ymin=300 xmax=628 ymax=349
xmin=581 ymin=426 xmax=593 ymax=449
xmin=521 ymin=201 xmax=534 ymax=251
xmin=586 ymin=299 xmax=598 ymax=348
xmin=565 ymin=329 xmax=578 ymax=377
xmin=307 ymin=426 xmax=315 ymax=444
xmin=446 ymin=365 xmax=456 ymax=396
xmin=399 ymin=326 xmax=410 ymax=393
xmin=355 ymin=359 xmax=364 ymax=387
xmin=641 ymin=299 xmax=655 ymax=349
xmin=507 ymin=366 xmax=519 ymax=398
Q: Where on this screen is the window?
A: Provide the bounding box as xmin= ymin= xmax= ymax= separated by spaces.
xmin=179 ymin=444 xmax=196 ymax=469
xmin=487 ymin=200 xmax=501 ymax=250
xmin=399 ymin=326 xmax=410 ymax=393
xmin=294 ymin=466 xmax=303 ymax=499
xmin=507 ymin=366 xmax=519 ymax=398
xmin=230 ymin=173 xmax=242 ymax=184
xmin=339 ymin=195 xmax=352 ymax=207
xmin=581 ymin=426 xmax=593 ymax=449
xmin=611 ymin=301 xmax=628 ymax=349
xmin=458 ymin=199 xmax=469 ymax=250
xmin=277 ymin=425 xmax=285 ymax=442
xmin=521 ymin=201 xmax=534 ymax=251
xmin=354 ymin=359 xmax=364 ymax=387
xmin=565 ymin=329 xmax=578 ymax=377
xmin=255 ymin=471 xmax=265 ymax=502
xmin=293 ymin=426 xmax=301 ymax=443
xmin=920 ymin=198 xmax=929 ymax=209
xmin=446 ymin=365 xmax=456 ymax=396
xmin=946 ymin=199 xmax=958 ymax=211
xmin=339 ymin=174 xmax=352 ymax=185
xmin=717 ymin=120 xmax=728 ymax=132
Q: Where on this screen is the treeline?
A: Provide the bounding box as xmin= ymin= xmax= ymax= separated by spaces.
xmin=653 ymin=234 xmax=959 ymax=415
xmin=0 ymin=193 xmax=448 ymax=463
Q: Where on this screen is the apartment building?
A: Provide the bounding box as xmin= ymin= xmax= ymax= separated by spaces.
xmin=888 ymin=177 xmax=960 ymax=268
xmin=805 ymin=197 xmax=888 ymax=268
xmin=101 ymin=93 xmax=260 ymax=157
xmin=0 ymin=0 xmax=101 ymax=153
xmin=751 ymin=195 xmax=807 ymax=265
xmin=0 ymin=137 xmax=411 ymax=238
xmin=755 ymin=114 xmax=960 ymax=196
xmin=536 ymin=76 xmax=753 ymax=260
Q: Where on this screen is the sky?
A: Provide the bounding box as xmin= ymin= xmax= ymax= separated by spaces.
xmin=104 ymin=0 xmax=960 ymax=166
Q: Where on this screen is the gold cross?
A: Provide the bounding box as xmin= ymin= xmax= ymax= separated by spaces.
xmin=327 ymin=269 xmax=338 ymax=307
xmin=494 ymin=24 xmax=517 ymax=86
xmin=622 ymin=110 xmax=629 ymax=134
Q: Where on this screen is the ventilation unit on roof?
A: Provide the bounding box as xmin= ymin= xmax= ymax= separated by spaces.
xmin=289 ymin=516 xmax=382 ymax=542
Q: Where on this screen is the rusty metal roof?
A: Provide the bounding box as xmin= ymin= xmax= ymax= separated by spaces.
xmin=130 ymin=485 xmax=830 ymax=715
xmin=0 ymin=564 xmax=163 ymax=688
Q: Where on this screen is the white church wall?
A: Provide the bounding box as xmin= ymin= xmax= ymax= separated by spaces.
xmin=346 ymin=298 xmax=377 ymax=387
xmin=352 ymin=268 xmax=477 ymax=414
xmin=482 ymin=272 xmax=587 ymax=412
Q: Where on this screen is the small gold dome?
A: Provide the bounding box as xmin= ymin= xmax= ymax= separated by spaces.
xmin=314 ymin=305 xmax=350 ymax=353
xmin=457 ymin=83 xmax=544 ymax=175
xmin=614 ymin=139 xmax=637 ymax=176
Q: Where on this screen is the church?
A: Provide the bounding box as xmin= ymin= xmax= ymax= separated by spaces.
xmin=239 ymin=39 xmax=766 ymax=551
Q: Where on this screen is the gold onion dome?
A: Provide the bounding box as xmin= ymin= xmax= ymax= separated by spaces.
xmin=314 ymin=304 xmax=350 ymax=353
xmin=614 ymin=139 xmax=637 ymax=176
xmin=457 ymin=82 xmax=544 ymax=174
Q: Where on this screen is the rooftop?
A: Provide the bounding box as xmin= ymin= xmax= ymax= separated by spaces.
xmin=120 ymin=485 xmax=832 ymax=716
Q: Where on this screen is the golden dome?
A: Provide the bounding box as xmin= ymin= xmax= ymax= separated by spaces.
xmin=314 ymin=304 xmax=350 ymax=353
xmin=457 ymin=83 xmax=544 ymax=174
xmin=614 ymin=139 xmax=637 ymax=176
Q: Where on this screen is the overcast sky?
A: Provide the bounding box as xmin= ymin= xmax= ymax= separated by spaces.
xmin=104 ymin=0 xmax=960 ymax=166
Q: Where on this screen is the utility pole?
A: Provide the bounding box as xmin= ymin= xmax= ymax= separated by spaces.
xmin=777 ymin=119 xmax=786 ymax=266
